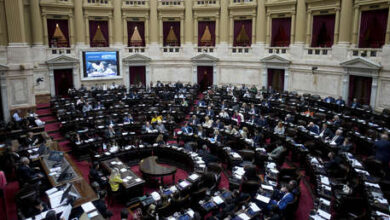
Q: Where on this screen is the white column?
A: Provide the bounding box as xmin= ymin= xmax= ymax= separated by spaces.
xmin=213 ymin=63 xmax=217 ymax=85
xmin=262 ymin=67 xmax=267 ymax=88
xmin=73 ymin=66 xmax=79 ymax=89
xmin=342 ymin=73 xmax=349 ymax=101
xmin=49 ymin=68 xmax=55 ymax=96
xmin=146 ymin=64 xmax=151 ymax=86
xmin=0 ymin=71 xmax=10 ymax=122
xmin=125 ymin=64 xmax=130 ymax=87
xmin=284 ymin=68 xmax=289 ymax=91
xmin=370 ymin=77 xmax=378 ymax=107
xmin=193 ymin=65 xmax=197 ymax=84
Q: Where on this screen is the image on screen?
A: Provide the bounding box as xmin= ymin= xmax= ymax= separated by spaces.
xmin=83 ymin=51 xmax=119 ymax=78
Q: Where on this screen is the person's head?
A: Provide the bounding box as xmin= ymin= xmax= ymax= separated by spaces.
xmin=45 ymin=210 xmax=57 ymax=220
xmin=286 ymin=114 xmax=291 ymax=118
xmin=322 ymin=123 xmax=328 ymax=129
xmin=92 ymin=161 xmax=99 ymax=170
xmin=335 ymin=129 xmax=343 ymax=136
xmin=278 ymin=121 xmax=283 ymax=128
xmin=205 ymin=116 xmax=209 ymax=122
xmin=120 ymin=208 xmax=129 ymax=219
xmin=192 ymin=115 xmax=196 ymax=119
xmin=242 ymin=127 xmax=248 ymax=133
xmin=328 ymin=152 xmax=335 ymax=159
xmin=21 ymin=157 xmax=30 ymax=165
xmin=156 ymin=134 xmax=164 ymax=143
xmin=28 ymin=132 xmax=33 ymax=138
xmin=99 ymin=190 xmax=107 ymax=199
xmin=353 ymin=98 xmax=357 ymax=102
xmin=110 ymin=168 xmax=120 ymax=178
xmin=145 ymin=121 xmax=150 ymax=126
xmin=308 ymin=122 xmax=314 ymax=127
xmin=214 ymin=130 xmax=219 ymax=135
xmin=287 ymin=180 xmax=297 ymax=192
xmin=343 ymin=137 xmax=350 ymax=144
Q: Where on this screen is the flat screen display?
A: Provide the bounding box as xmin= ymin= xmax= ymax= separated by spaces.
xmin=83 ymin=51 xmax=119 ymax=78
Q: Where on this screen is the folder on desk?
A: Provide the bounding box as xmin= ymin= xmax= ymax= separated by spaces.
xmin=60 ymin=204 xmax=72 ymax=220
xmin=255 ymin=194 xmax=270 ymax=204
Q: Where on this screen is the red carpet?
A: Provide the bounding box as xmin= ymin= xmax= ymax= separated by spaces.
xmin=45 ymin=122 xmax=61 ymax=132
xmin=36 ymin=108 xmax=51 ymax=115
xmin=3 ymin=181 xmax=19 ymax=220
xmin=37 ymin=103 xmax=50 ymax=109
xmin=295 ymin=177 xmax=314 ymax=219
xmin=39 ymin=116 xmax=56 ymax=122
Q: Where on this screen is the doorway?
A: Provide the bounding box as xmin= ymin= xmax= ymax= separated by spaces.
xmin=267 ymin=68 xmax=285 ymax=92
xmin=348 ymin=75 xmax=372 ymax=105
xmin=197 ymin=66 xmax=213 ymax=91
xmin=130 ymin=66 xmax=146 ymax=87
xmin=54 ymin=69 xmax=73 ymax=97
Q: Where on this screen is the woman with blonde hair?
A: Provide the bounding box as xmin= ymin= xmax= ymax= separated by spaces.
xmin=274 ymin=121 xmax=285 ymax=135
xmin=109 ymin=167 xmax=123 ymax=192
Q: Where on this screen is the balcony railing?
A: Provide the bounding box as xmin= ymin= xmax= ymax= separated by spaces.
xmin=306 ymin=47 xmax=331 ymax=56
xmin=86 ymin=0 xmax=109 ymax=4
xmin=195 ymin=47 xmax=215 ymax=53
xmin=196 ymin=0 xmax=217 ymax=5
xmin=230 ymin=46 xmax=252 ymax=54
xmin=267 ymin=47 xmax=289 ymax=54
xmin=40 ymin=0 xmax=73 ymax=5
xmin=123 ymin=0 xmax=148 ymax=7
xmin=46 ymin=47 xmax=74 ymax=59
xmin=350 ymin=48 xmax=382 ymax=58
xmin=230 ymin=0 xmax=255 ymax=6
xmin=162 ymin=46 xmax=181 ymax=53
xmin=126 ymin=47 xmax=146 ymax=53
xmin=159 ymin=0 xmax=183 ymax=6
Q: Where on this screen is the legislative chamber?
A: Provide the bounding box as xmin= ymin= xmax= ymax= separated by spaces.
xmin=0 ymin=0 xmax=389 ymax=219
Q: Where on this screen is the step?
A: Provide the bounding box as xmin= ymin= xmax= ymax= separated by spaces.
xmin=36 ymin=103 xmax=50 ymax=110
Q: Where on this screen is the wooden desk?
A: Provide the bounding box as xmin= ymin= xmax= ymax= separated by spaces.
xmin=139 ymin=156 xmax=177 ymax=186
xmin=101 ymin=157 xmax=145 ymax=198
xmin=40 ymin=153 xmax=97 ymax=207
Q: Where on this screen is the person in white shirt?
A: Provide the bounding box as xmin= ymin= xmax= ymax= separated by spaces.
xmin=274 ymin=121 xmax=285 ymax=135
xmin=203 ymin=116 xmax=213 ymax=128
xmin=219 ymin=110 xmax=229 ymax=119
xmin=34 ymin=118 xmax=45 ymax=126
xmin=13 ymin=110 xmax=22 ymax=122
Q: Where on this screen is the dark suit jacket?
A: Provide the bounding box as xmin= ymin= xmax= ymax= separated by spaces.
xmin=17 ymin=165 xmax=38 ymax=182
xmin=374 ymin=140 xmax=390 ymax=164
xmin=335 ymin=99 xmax=345 ymax=106
xmin=320 ymin=128 xmax=333 ymax=139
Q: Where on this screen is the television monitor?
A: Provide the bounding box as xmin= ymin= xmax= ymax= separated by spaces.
xmin=83 ymin=51 xmax=119 ymax=78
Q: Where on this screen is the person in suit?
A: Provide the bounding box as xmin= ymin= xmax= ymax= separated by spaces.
xmin=373 ymin=133 xmax=390 ymax=165
xmin=205 ymin=106 xmax=214 ymax=117
xmin=332 ymin=115 xmax=342 ymax=127
xmin=252 ymin=130 xmax=263 ymax=146
xmin=285 ymin=114 xmax=294 ymax=124
xmin=198 ymin=99 xmax=206 ymax=107
xmin=258 ymin=115 xmax=268 ymax=127
xmin=189 ymin=115 xmax=200 ymax=126
xmin=156 ymin=121 xmax=167 ymax=133
xmin=211 ymin=130 xmax=222 ymax=143
xmin=324 ymin=152 xmax=342 ymax=173
xmin=330 ymin=129 xmax=344 ymax=146
xmin=220 ymin=100 xmax=227 ymax=110
xmin=248 ymin=115 xmax=259 ymax=126
xmin=319 ymin=123 xmax=333 ymax=140
xmin=212 ymin=119 xmax=224 ymax=130
xmin=17 ymin=157 xmax=43 ymax=184
xmin=268 ymin=144 xmax=287 ymax=161
xmin=106 ymin=117 xmax=115 ymax=126
xmin=181 ymin=122 xmax=193 ymax=134
xmin=105 ymin=125 xmax=116 ymax=138
xmin=268 ymin=180 xmax=296 ymax=211
xmin=93 ymin=190 xmax=113 ymax=218
xmin=249 ymin=104 xmax=258 ymax=115
xmin=123 ymin=114 xmax=134 ymax=124
xmin=324 ymin=96 xmax=335 ymax=103
xmin=307 ymin=122 xmax=320 ymax=135
xmin=335 ymin=96 xmax=345 ymax=106
xmin=142 ymin=122 xmax=154 ymax=133
xmin=350 ymin=98 xmax=360 ymax=108
xmin=339 ymin=137 xmax=352 ymax=153
xmin=25 ymin=132 xmax=39 ymax=147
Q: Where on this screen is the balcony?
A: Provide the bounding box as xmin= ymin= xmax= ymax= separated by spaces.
xmin=122 ymin=0 xmax=149 ymax=8
xmin=159 ymin=0 xmax=184 ymax=6
xmin=267 ymin=47 xmax=289 ymax=55
xmin=195 ymin=47 xmax=216 ymax=54
xmin=46 ymin=47 xmax=74 ymax=59
xmin=230 ymin=46 xmax=252 ymax=54
xmin=194 ymin=0 xmax=219 ymax=8
xmin=40 ymin=0 xmax=73 ymax=6
xmin=350 ymin=48 xmax=382 ymax=58
xmin=84 ymin=0 xmax=112 ymax=8
xmin=306 ymin=47 xmax=331 ymax=56
xmin=161 ymin=46 xmax=181 ymax=53
xmin=229 ymin=0 xmax=256 ymax=8
xmin=126 ymin=47 xmax=146 ymax=54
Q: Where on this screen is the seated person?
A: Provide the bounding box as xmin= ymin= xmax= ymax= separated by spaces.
xmin=220 ymin=100 xmax=227 ymax=110
xmin=212 ymin=119 xmax=224 ymax=130
xmin=194 ymin=106 xmax=202 ymax=115
xmin=252 ymin=130 xmax=263 ymax=146
xmin=256 ymin=91 xmax=263 ymax=99
xmin=219 ymin=109 xmax=229 ymax=119
xmin=17 ymin=157 xmax=43 ymax=184
xmin=350 ymin=98 xmax=360 ymax=108
xmin=25 ymin=198 xmax=49 ymax=218
xmin=258 ymin=115 xmax=268 ymax=127
xmin=240 ymin=127 xmax=249 ymax=139
xmin=249 ymin=85 xmax=258 ymax=94
xmin=105 ymin=125 xmax=116 ymax=138
xmin=329 ymin=129 xmax=344 ymax=146
xmin=243 ymin=90 xmax=251 ymax=98
xmin=268 ymin=180 xmax=296 ymax=211
xmin=25 ymin=132 xmax=39 ymax=147
xmin=93 ymin=190 xmax=113 ymax=218
xmin=335 ymin=96 xmax=345 ymax=106
xmin=203 ymin=116 xmax=213 ymax=128
xmin=155 ymin=121 xmax=167 ymax=133
xmin=285 ymin=114 xmax=294 ymax=124
xmin=89 ymin=162 xmax=107 ymax=187
xmin=274 ymin=121 xmax=285 ymax=135
xmin=205 ymin=106 xmax=215 ymax=117
xmin=142 ymin=122 xmax=154 ymax=133
xmin=210 ymin=130 xmax=221 ymax=143
xmin=106 ymin=117 xmax=116 ymax=126
xmin=94 ymin=101 xmax=104 ymax=110
xmin=373 ymin=133 xmax=390 ymax=166
xmin=13 ymin=110 xmax=23 ymax=122
xmin=232 ymin=111 xmax=242 ymax=126
xmin=324 ymin=152 xmax=342 ymax=175
xmin=109 ymin=168 xmax=123 ymax=192
xmin=268 ymin=144 xmax=287 ymax=161
xmin=307 ymin=122 xmax=320 ymax=135
xmin=303 ymin=108 xmax=314 ymax=117
xmin=319 ymin=123 xmax=333 ymax=140
xmin=123 ymin=114 xmax=134 ymax=124
xmin=198 ymin=99 xmax=206 ymax=107
xmin=324 ymin=96 xmax=335 ymax=103
xmin=195 ymin=126 xmax=205 ymax=138
xmin=331 ymin=115 xmax=342 ymax=127
xmin=155 ymin=134 xmax=165 ymax=145
xmin=189 ymin=115 xmax=200 ymax=126
xmin=181 ymin=98 xmax=188 ymax=107
xmin=181 ymin=122 xmax=193 ymax=135
xmin=248 ymin=115 xmax=259 ymax=125
xmin=82 ymin=102 xmax=93 ymax=113
xmin=197 ymin=145 xmax=218 ymax=164
xmin=151 ymin=113 xmax=163 ymax=124
xmin=339 ymin=137 xmax=352 ymax=152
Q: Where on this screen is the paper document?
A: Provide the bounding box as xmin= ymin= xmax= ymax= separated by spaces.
xmin=81 ymin=202 xmax=96 ymax=213
xmin=255 ymin=194 xmax=270 ymax=203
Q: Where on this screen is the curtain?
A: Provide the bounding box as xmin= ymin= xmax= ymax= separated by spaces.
xmin=197 ymin=66 xmax=213 ymax=91
xmin=89 ymin=20 xmax=109 ymax=47
xmin=163 ymin=21 xmax=181 ymax=46
xmin=271 ymin=18 xmax=291 ymax=47
xmin=127 ymin=21 xmax=145 ymax=47
xmin=268 ymin=69 xmax=285 ymax=92
xmin=47 ymin=19 xmax=70 ymax=48
xmin=311 ymin=14 xmax=335 ymax=47
xmin=54 ymin=69 xmax=73 ymax=97
xmin=359 ymin=9 xmax=389 ymax=48
xmin=233 ymin=20 xmax=252 ymax=47
xmin=130 ymin=66 xmax=146 ymax=86
xmin=348 ymin=75 xmax=372 ymax=105
xmin=198 ymin=21 xmax=216 ymax=46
